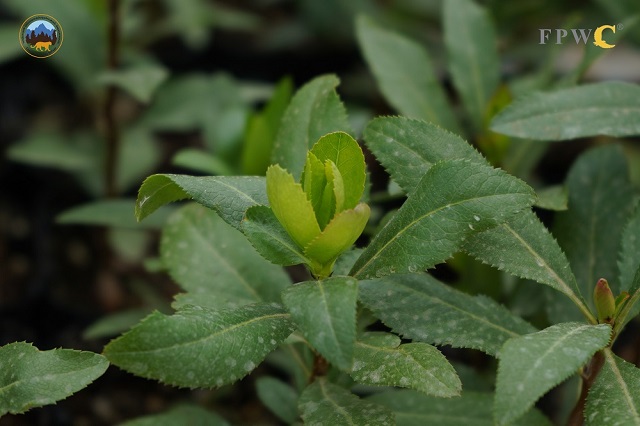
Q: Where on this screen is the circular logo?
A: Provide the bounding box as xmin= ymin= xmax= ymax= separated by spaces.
xmin=19 ymin=14 xmax=63 ymax=58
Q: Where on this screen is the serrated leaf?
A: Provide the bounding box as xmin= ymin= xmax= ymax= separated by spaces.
xmin=0 ymin=342 xmax=108 ymax=415
xmin=98 ymin=63 xmax=169 ymax=104
xmin=444 ymin=0 xmax=499 ymax=130
xmin=266 ymin=164 xmax=321 ymax=248
xmin=363 ymin=117 xmax=486 ymax=195
xmin=310 ymin=132 xmax=366 ymax=211
xmin=256 ymin=377 xmax=299 ymax=424
xmin=271 ymin=75 xmax=352 ymax=178
xmin=586 ymin=349 xmax=640 ymax=426
xmin=135 ymin=174 xmax=267 ymax=228
xmin=241 ymin=205 xmax=310 ymax=266
xmin=368 ymin=390 xmax=552 ymax=426
xmin=494 ymin=322 xmax=612 ymax=425
xmin=356 ymin=17 xmax=459 ymax=133
xmin=491 ymin=82 xmax=640 ymax=140
xmin=615 ymin=265 xmax=640 ymax=334
xmin=104 ymin=303 xmax=295 ymax=389
xmin=161 ymin=204 xmax=290 ymax=308
xmin=554 ymin=145 xmax=635 ymax=306
xmin=358 ymin=274 xmax=536 ymax=356
xmin=463 ymin=210 xmax=588 ymax=320
xmin=282 ymin=277 xmax=358 ymax=371
xmin=351 ymin=332 xmax=461 ymax=397
xmin=351 ymin=159 xmax=535 ymax=279
xmin=120 ymin=404 xmax=230 ymax=426
xmin=298 ymin=378 xmax=394 ymax=426
xmin=57 ymin=199 xmax=174 ymax=229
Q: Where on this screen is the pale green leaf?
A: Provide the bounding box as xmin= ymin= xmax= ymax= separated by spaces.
xmin=586 ymin=349 xmax=640 ymax=426
xmin=534 ymin=185 xmax=568 ymax=211
xmin=614 ymin=265 xmax=640 ymax=335
xmin=98 ymin=63 xmax=169 ymax=104
xmin=302 ymin=151 xmax=328 ymax=222
xmin=363 ymin=117 xmax=485 ymax=195
xmin=495 ymin=322 xmax=612 ymax=425
xmin=271 ymin=75 xmax=352 ymax=178
xmin=554 ymin=145 xmax=635 ymax=306
xmin=120 ymin=404 xmax=229 ymax=426
xmin=352 ymin=332 xmax=461 ymax=397
xmin=241 ymin=205 xmax=310 ymax=266
xmin=104 ymin=303 xmax=295 ymax=389
xmin=368 ymin=390 xmax=552 ymax=426
xmin=135 ymin=174 xmax=267 ymax=228
xmin=444 ymin=0 xmax=500 ymax=129
xmin=57 ymin=199 xmax=174 ymax=229
xmin=491 ymin=82 xmax=640 ymax=140
xmin=0 ymin=342 xmax=108 ymax=415
xmin=298 ymin=378 xmax=394 ymax=426
xmin=256 ymin=377 xmax=299 ymax=424
xmin=358 ymin=274 xmax=536 ymax=356
xmin=351 ymin=159 xmax=535 ymax=279
xmin=266 ymin=165 xmax=320 ymax=248
xmin=282 ymin=277 xmax=358 ymax=371
xmin=310 ymin=132 xmax=366 ymax=210
xmin=161 ymin=204 xmax=290 ymax=308
xmin=463 ymin=210 xmax=588 ymax=321
xmin=356 ymin=17 xmax=459 ymax=133
xmin=171 ymin=148 xmax=235 ymax=176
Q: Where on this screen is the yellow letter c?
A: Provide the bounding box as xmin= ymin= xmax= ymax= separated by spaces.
xmin=593 ymin=25 xmax=616 ymax=49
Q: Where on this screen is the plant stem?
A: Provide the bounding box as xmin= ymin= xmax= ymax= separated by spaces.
xmin=105 ymin=0 xmax=120 ymax=197
xmin=310 ymin=353 xmax=329 ymax=381
xmin=568 ymin=351 xmax=605 ymax=425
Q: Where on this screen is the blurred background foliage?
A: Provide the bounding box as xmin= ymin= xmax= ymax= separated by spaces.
xmin=0 ymin=0 xmax=639 ymax=424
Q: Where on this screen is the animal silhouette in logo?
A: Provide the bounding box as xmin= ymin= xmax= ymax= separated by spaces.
xmin=32 ymin=41 xmax=52 ymax=51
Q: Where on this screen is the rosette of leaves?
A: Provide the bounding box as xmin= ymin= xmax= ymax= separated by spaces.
xmin=244 ymin=131 xmax=370 ymax=279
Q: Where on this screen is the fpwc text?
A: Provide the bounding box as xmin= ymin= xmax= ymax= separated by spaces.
xmin=539 ymin=25 xmax=618 ymax=48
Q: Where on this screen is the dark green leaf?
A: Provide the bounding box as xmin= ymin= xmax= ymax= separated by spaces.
xmin=619 ymin=205 xmax=640 ymax=293
xmin=282 ymin=277 xmax=358 ymax=371
xmin=256 ymin=377 xmax=299 ymax=424
xmin=120 ymin=404 xmax=230 ymax=426
xmin=83 ymin=308 xmax=151 ymax=340
xmin=57 ymin=199 xmax=174 ymax=229
xmin=358 ymin=274 xmax=536 ymax=356
xmin=534 ymin=185 xmax=568 ymax=211
xmin=171 ymin=149 xmax=235 ymax=176
xmin=104 ymin=303 xmax=295 ymax=389
xmin=491 ymin=82 xmax=640 ymax=140
xmin=351 ymin=159 xmax=535 ymax=279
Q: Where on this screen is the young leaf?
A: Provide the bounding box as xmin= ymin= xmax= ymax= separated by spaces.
xmin=310 ymin=132 xmax=366 ymax=210
xmin=585 ymin=349 xmax=640 ymax=426
xmin=463 ymin=210 xmax=590 ymax=322
xmin=298 ymin=378 xmax=394 ymax=425
xmin=368 ymin=390 xmax=552 ymax=426
xmin=554 ymin=145 xmax=635 ymax=300
xmin=358 ymin=274 xmax=536 ymax=356
xmin=351 ymin=332 xmax=461 ymax=397
xmin=241 ymin=205 xmax=310 ymax=266
xmin=494 ymin=322 xmax=612 ymax=425
xmin=491 ymin=82 xmax=640 ymax=140
xmin=444 ymin=0 xmax=500 ymax=130
xmin=363 ymin=117 xmax=486 ymax=195
xmin=161 ymin=204 xmax=291 ymax=308
xmin=256 ymin=377 xmax=299 ymax=424
xmin=120 ymin=404 xmax=230 ymax=426
xmin=104 ymin=303 xmax=295 ymax=389
xmin=282 ymin=277 xmax=358 ymax=371
xmin=266 ymin=165 xmax=321 ymax=249
xmin=302 ymin=151 xmax=330 ymax=225
xmin=0 ymin=342 xmax=108 ymax=415
xmin=351 ymin=159 xmax=535 ymax=279
xmin=356 ymin=17 xmax=459 ymax=133
xmin=136 ymin=174 xmax=267 ymax=228
xmin=271 ymin=75 xmax=351 ymax=178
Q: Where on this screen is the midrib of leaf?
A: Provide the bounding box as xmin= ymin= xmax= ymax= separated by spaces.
xmin=586 ymin=163 xmax=606 ymax=294
xmin=355 ymin=341 xmax=450 ymax=388
xmin=0 ymin=363 xmax=101 ymax=394
xmin=502 ymin=222 xmax=595 ymax=323
xmin=497 ymin=106 xmax=640 ymax=127
xmin=216 ymin=179 xmax=264 ymax=205
xmin=452 ymin=5 xmax=485 ymax=117
xmin=247 ymin=215 xmax=310 ymax=264
xmin=187 ymin=226 xmax=261 ymax=300
xmin=284 ymin=345 xmax=311 ymax=380
xmin=113 ymin=312 xmax=290 ymax=355
xmin=603 ymin=349 xmax=640 ymax=422
xmin=391 ymin=281 xmax=521 ymax=339
xmin=353 ymin=192 xmax=514 ymax=278
xmin=319 ymin=380 xmax=356 ymax=426
xmin=317 ymin=281 xmax=343 ymax=359
xmin=520 ymin=325 xmax=594 ymax=386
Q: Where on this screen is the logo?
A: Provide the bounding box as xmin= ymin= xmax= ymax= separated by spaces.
xmin=539 ymin=23 xmax=623 ymax=49
xmin=19 ymin=14 xmax=63 ymax=58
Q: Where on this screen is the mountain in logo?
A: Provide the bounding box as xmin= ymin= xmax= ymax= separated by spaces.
xmin=27 ymin=23 xmax=56 ymax=38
